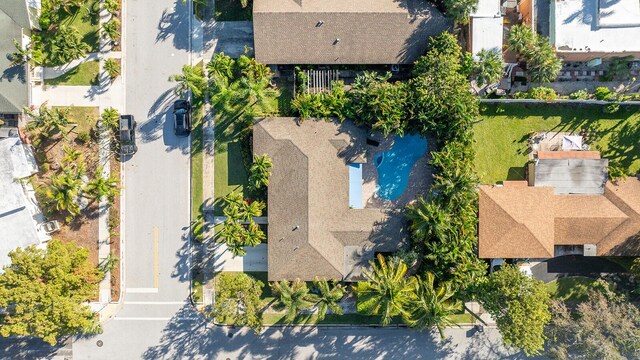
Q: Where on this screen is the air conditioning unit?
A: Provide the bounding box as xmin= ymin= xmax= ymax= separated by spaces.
xmin=583 ymin=244 xmax=597 ymax=256
xmin=390 ymin=64 xmax=400 ymax=72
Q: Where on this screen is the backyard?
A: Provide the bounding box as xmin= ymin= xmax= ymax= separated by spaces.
xmin=474 ymin=103 xmax=640 ymax=184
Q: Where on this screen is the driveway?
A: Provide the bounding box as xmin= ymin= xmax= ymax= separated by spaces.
xmin=204 ymin=21 xmax=254 ymax=59
xmin=531 ymin=255 xmax=627 ymax=283
xmin=213 ymin=243 xmax=267 ymax=272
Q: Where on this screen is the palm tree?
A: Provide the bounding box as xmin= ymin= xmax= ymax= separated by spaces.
xmin=61 ymin=145 xmax=82 ymax=164
xmin=270 ymin=279 xmax=314 ymax=323
xmin=206 ymin=52 xmax=235 ymax=81
xmin=45 ymin=169 xmax=83 ymax=216
xmin=507 ymin=24 xmax=536 ymax=57
xmin=25 ymin=103 xmax=71 ymax=137
xmin=355 ymin=254 xmax=416 ymax=325
xmin=235 ymin=76 xmax=278 ymax=114
xmin=102 ymin=19 xmax=120 ymax=41
xmin=249 ymin=154 xmax=273 ymax=190
xmin=243 ymin=222 xmax=265 ymax=247
xmin=405 ymin=272 xmax=462 ymax=340
xmin=223 ymin=191 xmax=244 ymax=208
xmin=47 ymin=26 xmax=91 ymax=65
xmin=169 ymin=64 xmax=207 ymax=98
xmin=473 ymin=49 xmax=504 ymax=87
xmin=208 ymin=76 xmax=238 ymax=114
xmin=220 ymin=220 xmax=247 ymax=257
xmin=309 ymin=278 xmax=346 ymax=320
xmin=104 ymin=0 xmax=120 ymax=15
xmin=104 ymin=58 xmax=121 ymax=80
xmin=84 ymin=166 xmax=119 ymax=202
xmin=101 ymin=107 xmax=120 ymax=132
xmin=405 ymin=197 xmax=452 ymax=243
xmin=49 ymin=0 xmax=84 ymax=14
xmin=10 ymin=40 xmax=35 ymax=66
xmin=240 ymin=200 xmax=265 ymax=222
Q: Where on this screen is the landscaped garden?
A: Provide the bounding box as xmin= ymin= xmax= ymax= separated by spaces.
xmin=474 ymin=103 xmax=640 ymax=184
xmin=45 ymin=60 xmax=100 ymax=86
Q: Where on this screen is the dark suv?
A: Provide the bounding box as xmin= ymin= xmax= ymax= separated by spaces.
xmin=173 ymin=100 xmax=192 ymax=136
xmin=119 ymin=115 xmax=137 ymax=155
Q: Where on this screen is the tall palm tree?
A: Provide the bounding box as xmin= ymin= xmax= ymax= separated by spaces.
xmin=102 ymin=19 xmax=120 ymax=41
xmin=355 ymin=254 xmax=416 ymax=325
xmin=47 ymin=26 xmax=90 ymax=65
xmin=235 ymin=76 xmax=278 ymax=114
xmin=25 ymin=103 xmax=71 ymax=137
xmin=206 ymin=52 xmax=235 ymax=81
xmin=169 ymin=65 xmax=207 ymax=98
xmin=249 ymin=154 xmax=272 ymax=190
xmin=104 ymin=58 xmax=121 ymax=80
xmin=84 ymin=166 xmax=120 ymax=202
xmin=10 ymin=40 xmax=36 ymax=66
xmin=270 ymin=279 xmax=313 ymax=323
xmin=507 ymin=24 xmax=536 ymax=57
xmin=45 ymin=169 xmax=83 ymax=216
xmin=405 ymin=272 xmax=462 ymax=340
xmin=101 ymin=107 xmax=120 ymax=133
xmin=309 ymin=278 xmax=346 ymax=320
xmin=405 ymin=197 xmax=452 ymax=243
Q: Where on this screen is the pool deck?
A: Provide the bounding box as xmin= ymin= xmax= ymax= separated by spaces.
xmin=362 ymin=136 xmax=433 ymax=210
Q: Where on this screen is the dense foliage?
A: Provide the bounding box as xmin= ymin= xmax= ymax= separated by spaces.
xmin=211 ymin=272 xmax=264 ymax=332
xmin=507 ymin=24 xmax=562 ymax=83
xmin=472 ymin=49 xmax=504 ymax=87
xmin=442 ymin=0 xmax=478 ymax=25
xmin=545 ymin=281 xmax=640 ymax=359
xmin=0 ymin=240 xmax=103 ymax=345
xmin=218 ymin=191 xmax=266 ymax=257
xmin=478 ymin=265 xmax=551 ymax=356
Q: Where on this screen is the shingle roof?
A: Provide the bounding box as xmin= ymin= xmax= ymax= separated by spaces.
xmin=479 ymin=178 xmax=640 ymax=258
xmin=0 ymin=8 xmax=29 ymax=114
xmin=0 ymin=0 xmax=32 ymax=30
xmin=253 ymin=117 xmax=404 ymax=281
xmin=252 ymin=0 xmax=451 ymax=64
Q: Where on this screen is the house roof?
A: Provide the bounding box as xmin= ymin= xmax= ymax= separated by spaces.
xmin=253 ymin=117 xmax=404 ymax=281
xmin=252 ymin=0 xmax=451 ymax=64
xmin=0 ymin=8 xmax=29 ymax=114
xmin=534 ymin=158 xmax=609 ymax=195
xmin=478 ymin=178 xmax=640 ymax=259
xmin=0 ymin=0 xmax=32 ymax=30
xmin=550 ymin=0 xmax=640 ymax=54
xmin=0 ymin=135 xmax=48 ymax=270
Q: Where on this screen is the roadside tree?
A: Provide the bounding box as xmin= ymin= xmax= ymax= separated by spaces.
xmin=309 ymin=278 xmax=346 ymax=321
xmin=0 ymin=240 xmax=102 ymax=345
xmin=270 ymin=279 xmax=314 ymax=323
xmin=355 ymin=254 xmax=416 ymax=325
xmin=477 ymin=265 xmax=551 ymax=356
xmin=211 ymin=272 xmax=264 ymax=332
xmin=169 ymin=64 xmax=207 ymax=98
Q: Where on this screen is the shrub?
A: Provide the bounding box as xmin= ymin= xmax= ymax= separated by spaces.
xmin=104 ymin=0 xmax=120 ymax=15
xmin=594 ymin=87 xmax=612 ymax=101
xmin=76 ymin=131 xmax=90 ymax=144
xmin=569 ymin=89 xmax=589 ymax=100
xmin=604 ymin=103 xmax=620 ymax=114
xmin=528 ymin=87 xmax=557 ymax=101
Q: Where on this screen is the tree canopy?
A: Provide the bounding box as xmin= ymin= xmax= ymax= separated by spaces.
xmin=0 ymin=240 xmax=102 ymax=345
xmin=507 ymin=24 xmax=562 ymax=83
xmin=211 ymin=272 xmax=264 ymax=332
xmin=477 ymin=265 xmax=551 ymax=356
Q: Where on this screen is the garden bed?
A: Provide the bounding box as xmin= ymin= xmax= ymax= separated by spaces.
xmin=109 ymin=155 xmax=121 ymax=301
xmin=473 ymin=103 xmax=640 ymax=184
xmin=28 ymin=106 xmax=101 ymax=277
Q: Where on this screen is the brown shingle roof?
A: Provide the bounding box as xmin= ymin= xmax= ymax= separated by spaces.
xmin=479 ymin=178 xmax=640 ymax=258
xmin=254 ymin=118 xmax=403 ymax=281
xmin=252 ymin=0 xmax=451 ymax=64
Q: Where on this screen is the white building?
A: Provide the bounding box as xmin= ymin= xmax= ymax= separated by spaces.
xmin=469 ymin=0 xmax=504 ymax=58
xmin=0 ymin=129 xmax=51 ymax=270
xmin=550 ymin=0 xmax=640 ymax=61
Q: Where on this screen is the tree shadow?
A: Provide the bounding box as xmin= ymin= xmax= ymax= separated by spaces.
xmin=0 ymin=336 xmax=68 ymax=360
xmin=156 ymin=0 xmax=191 ymax=51
xmin=1 ymin=61 xmax=27 ymax=83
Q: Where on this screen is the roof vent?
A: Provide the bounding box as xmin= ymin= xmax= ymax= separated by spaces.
xmin=316 ymin=20 xmax=324 ymax=27
xmin=334 ymin=38 xmax=340 ymax=45
xmin=584 ymin=244 xmax=597 ymax=256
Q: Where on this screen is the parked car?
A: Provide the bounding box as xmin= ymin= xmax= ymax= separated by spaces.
xmin=119 ymin=115 xmax=137 ymax=155
xmin=490 ymin=258 xmax=503 ymax=273
xmin=516 ymin=260 xmax=533 ymax=278
xmin=173 ymin=100 xmax=192 ymax=136
xmin=489 ymin=258 xmax=533 ymax=277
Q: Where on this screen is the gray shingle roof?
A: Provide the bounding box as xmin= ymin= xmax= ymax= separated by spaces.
xmin=252 ymin=0 xmax=451 ymax=64
xmin=0 ymin=0 xmax=32 ymax=30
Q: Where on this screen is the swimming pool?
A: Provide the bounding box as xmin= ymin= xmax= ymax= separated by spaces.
xmin=375 ymin=135 xmax=427 ymax=201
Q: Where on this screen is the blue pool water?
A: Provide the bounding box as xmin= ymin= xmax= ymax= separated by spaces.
xmin=375 ymin=135 xmax=427 ymax=201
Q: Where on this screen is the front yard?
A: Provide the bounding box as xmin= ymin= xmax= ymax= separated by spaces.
xmin=45 ymin=60 xmax=100 ymax=86
xmin=474 ymin=103 xmax=640 ymax=184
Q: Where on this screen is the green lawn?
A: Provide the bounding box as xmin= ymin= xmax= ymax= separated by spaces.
xmin=545 ymin=276 xmax=601 ymax=302
xmin=214 ymin=0 xmax=252 ymax=21
xmin=53 ymin=106 xmax=99 ymax=134
xmin=191 ymin=103 xmax=205 ymax=242
xmin=192 ymin=273 xmax=204 ymax=303
xmin=45 ymin=60 xmax=100 ymax=86
xmin=263 ymin=78 xmax=293 ymax=117
xmin=474 ymin=103 xmax=640 ymax=184
xmin=214 ymin=115 xmax=249 ymax=215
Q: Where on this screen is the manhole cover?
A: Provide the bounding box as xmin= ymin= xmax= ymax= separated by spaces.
xmin=227 ymin=332 xmax=234 ymax=338
xmin=96 ymin=340 xmax=103 ymax=347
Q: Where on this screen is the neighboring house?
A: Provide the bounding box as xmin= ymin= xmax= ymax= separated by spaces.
xmin=550 ymin=0 xmax=640 ymax=61
xmin=478 ymin=152 xmax=640 ymax=259
xmin=252 ymin=0 xmax=451 ymax=65
xmin=0 ymin=0 xmax=40 ymax=125
xmin=253 ymin=118 xmax=405 ymax=281
xmin=468 ymin=0 xmax=503 ymax=58
xmin=0 ymin=128 xmax=51 ymax=270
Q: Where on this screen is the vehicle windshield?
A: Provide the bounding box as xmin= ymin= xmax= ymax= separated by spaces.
xmin=120 ymin=130 xmax=131 ymax=142
xmin=176 ymin=113 xmax=185 ymax=127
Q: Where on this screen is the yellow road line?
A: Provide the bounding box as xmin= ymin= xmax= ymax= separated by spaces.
xmin=154 ymin=226 xmax=159 ymax=289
